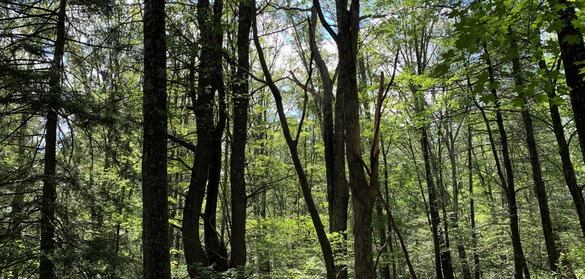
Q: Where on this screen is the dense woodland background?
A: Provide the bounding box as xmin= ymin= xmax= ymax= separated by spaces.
xmin=2 ymin=0 xmax=585 ymax=278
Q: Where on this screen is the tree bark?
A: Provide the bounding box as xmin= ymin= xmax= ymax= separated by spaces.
xmin=230 ymin=0 xmax=254 ymax=274
xmin=142 ymin=0 xmax=170 ymax=276
xmin=309 ymin=8 xmax=349 ymax=279
xmin=548 ymin=0 xmax=585 ymax=164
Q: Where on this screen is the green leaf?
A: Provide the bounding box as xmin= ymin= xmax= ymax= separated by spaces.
xmin=480 ymin=94 xmax=495 ymax=103
xmin=534 ymin=94 xmax=549 ymax=103
xmin=512 ymin=97 xmax=525 ymax=107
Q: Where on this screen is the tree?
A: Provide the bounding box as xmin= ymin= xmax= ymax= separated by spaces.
xmin=547 ymin=0 xmax=585 ymax=164
xmin=142 ymin=0 xmax=170 ymax=277
xmin=230 ymin=0 xmax=254 ymax=274
xmin=40 ymin=1 xmax=67 ymax=278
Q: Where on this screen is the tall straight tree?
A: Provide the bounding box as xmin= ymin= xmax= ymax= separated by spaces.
xmin=230 ymin=0 xmax=254 ymax=274
xmin=40 ymin=1 xmax=66 ymax=278
xmin=142 ymin=0 xmax=170 ymax=277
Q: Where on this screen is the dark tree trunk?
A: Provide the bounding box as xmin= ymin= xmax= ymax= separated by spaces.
xmin=40 ymin=1 xmax=66 ymax=278
xmin=537 ymin=57 xmax=585 ymax=239
xmin=483 ymin=44 xmax=530 ymax=279
xmin=230 ymin=0 xmax=254 ymax=273
xmin=336 ymin=0 xmax=376 ymax=277
xmin=142 ymin=0 xmax=170 ymax=277
xmin=309 ymin=8 xmax=349 ymax=279
xmin=420 ymin=125 xmax=445 ymax=279
xmin=376 ymin=203 xmax=391 ymax=279
xmin=509 ymin=36 xmax=563 ymax=275
xmin=548 ymin=0 xmax=585 ymax=164
xmin=202 ymin=0 xmax=228 ymax=269
xmin=183 ymin=0 xmax=227 ymax=276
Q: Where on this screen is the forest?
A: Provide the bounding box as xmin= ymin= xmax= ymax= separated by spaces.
xmin=1 ymin=0 xmax=585 ymax=278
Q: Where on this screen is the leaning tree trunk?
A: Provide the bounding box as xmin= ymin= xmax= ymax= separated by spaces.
xmin=253 ymin=15 xmax=336 ymax=278
xmin=142 ymin=0 xmax=170 ymax=277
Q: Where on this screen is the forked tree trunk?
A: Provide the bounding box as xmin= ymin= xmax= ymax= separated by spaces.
xmin=309 ymin=9 xmax=349 ymax=278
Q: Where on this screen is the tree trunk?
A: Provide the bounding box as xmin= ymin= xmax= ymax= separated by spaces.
xmin=309 ymin=9 xmax=349 ymax=278
xmin=483 ymin=44 xmax=530 ymax=279
xmin=376 ymin=203 xmax=391 ymax=279
xmin=548 ymin=0 xmax=585 ymax=164
xmin=421 ymin=125 xmax=445 ymax=279
xmin=40 ymin=1 xmax=66 ymax=278
xmin=467 ymin=126 xmax=481 ymax=279
xmin=444 ymin=121 xmax=472 ymax=279
xmin=537 ymin=57 xmax=585 ymax=239
xmin=508 ymin=35 xmax=561 ymax=275
xmin=142 ymin=0 xmax=170 ymax=276
xmin=230 ymin=0 xmax=253 ymax=274
xmin=183 ymin=0 xmax=227 ymax=276
xmin=253 ymin=16 xmax=336 ymax=278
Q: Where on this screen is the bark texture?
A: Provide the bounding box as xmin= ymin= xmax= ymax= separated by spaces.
xmin=230 ymin=0 xmax=254 ymax=273
xmin=142 ymin=0 xmax=171 ymax=276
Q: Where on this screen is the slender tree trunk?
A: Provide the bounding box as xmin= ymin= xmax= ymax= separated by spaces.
xmin=445 ymin=121 xmax=472 ymax=279
xmin=421 ymin=125 xmax=445 ymax=279
xmin=483 ymin=44 xmax=530 ymax=279
xmin=142 ymin=0 xmax=170 ymax=277
xmin=40 ymin=1 xmax=66 ymax=278
xmin=508 ymin=35 xmax=561 ymax=275
xmin=230 ymin=0 xmax=253 ymax=274
xmin=467 ymin=126 xmax=481 ymax=279
xmin=537 ymin=58 xmax=585 ymax=239
xmin=253 ymin=16 xmax=336 ymax=278
xmin=548 ymin=0 xmax=585 ymax=164
xmin=381 ymin=139 xmax=400 ymax=279
xmin=376 ymin=203 xmax=391 ymax=279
